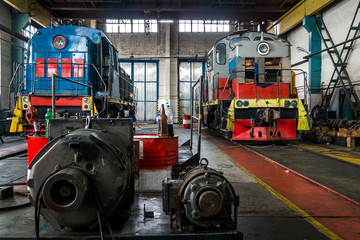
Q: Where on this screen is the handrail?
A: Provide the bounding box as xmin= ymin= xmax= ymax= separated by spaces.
xmin=51 ymin=74 xmax=94 ymax=118
xmin=190 ymin=76 xmax=203 ymax=154
xmin=276 ymin=68 xmax=309 ymax=109
xmin=7 ymin=62 xmax=137 ymax=116
xmin=7 ymin=63 xmax=23 ymax=109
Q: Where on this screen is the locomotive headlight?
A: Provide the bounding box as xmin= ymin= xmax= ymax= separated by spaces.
xmin=257 ymin=42 xmax=270 ymax=56
xmin=284 ymin=100 xmax=291 ymax=108
xmin=53 ymin=35 xmax=66 ymax=49
xmin=82 ymin=97 xmax=90 ymax=104
xmin=236 ymin=100 xmax=243 ymax=108
xmin=291 ymin=100 xmax=298 ymax=108
xmin=22 ymin=96 xmax=29 ymax=103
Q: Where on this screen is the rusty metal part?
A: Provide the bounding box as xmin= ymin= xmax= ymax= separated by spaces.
xmin=25 ymin=93 xmax=38 ymax=124
xmin=262 ymin=108 xmax=280 ymax=123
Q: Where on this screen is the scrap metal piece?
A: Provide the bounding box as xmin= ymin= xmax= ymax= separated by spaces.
xmin=0 ymin=186 xmax=13 ymax=200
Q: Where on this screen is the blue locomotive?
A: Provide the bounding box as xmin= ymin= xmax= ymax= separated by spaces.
xmin=10 ymin=26 xmax=135 ymax=133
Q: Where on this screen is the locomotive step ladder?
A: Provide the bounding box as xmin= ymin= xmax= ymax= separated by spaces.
xmin=314 ymin=4 xmax=360 ymax=120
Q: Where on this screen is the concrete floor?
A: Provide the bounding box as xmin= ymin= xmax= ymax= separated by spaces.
xmin=1 ymin=124 xmax=359 ymax=239
xmin=137 ymin=124 xmax=331 ymax=240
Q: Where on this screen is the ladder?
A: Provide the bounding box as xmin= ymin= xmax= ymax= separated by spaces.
xmin=314 ymin=4 xmax=360 ymax=120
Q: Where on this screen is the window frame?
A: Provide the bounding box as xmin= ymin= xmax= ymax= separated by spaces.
xmin=216 ymin=43 xmax=226 ymax=65
xmin=179 ymin=20 xmax=230 ymax=33
xmin=105 ymin=19 xmax=158 ymax=33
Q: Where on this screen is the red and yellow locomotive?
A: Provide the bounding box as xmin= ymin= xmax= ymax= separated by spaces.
xmin=202 ymin=31 xmax=309 ymax=141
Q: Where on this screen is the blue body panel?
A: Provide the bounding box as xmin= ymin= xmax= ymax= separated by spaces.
xmin=24 ymin=26 xmax=109 ymax=96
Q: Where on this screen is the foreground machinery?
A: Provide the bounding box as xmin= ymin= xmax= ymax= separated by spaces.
xmin=27 ymin=118 xmax=134 ymax=229
xmin=163 ymin=159 xmax=239 ymax=231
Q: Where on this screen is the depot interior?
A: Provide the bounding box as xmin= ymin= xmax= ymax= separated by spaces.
xmin=1 ymin=0 xmax=360 ymax=240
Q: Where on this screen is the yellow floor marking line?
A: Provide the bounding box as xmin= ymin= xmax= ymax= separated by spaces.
xmin=203 ymin=135 xmax=343 ymax=240
xmin=293 ymin=143 xmax=360 ymax=166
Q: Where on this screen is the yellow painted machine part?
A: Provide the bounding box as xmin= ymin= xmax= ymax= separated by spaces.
xmin=10 ymin=96 xmax=23 ymax=133
xmin=267 ymin=0 xmax=336 ymax=35
xmin=81 ymin=97 xmax=98 ymax=116
xmin=297 ymin=100 xmax=310 ymax=131
xmin=10 ymin=95 xmax=103 ymax=132
xmin=226 ymin=99 xmax=236 ymax=132
xmin=234 ymin=98 xmax=298 ymax=108
xmin=226 ymin=98 xmax=310 ymax=132
xmin=291 ymin=71 xmax=296 ymax=96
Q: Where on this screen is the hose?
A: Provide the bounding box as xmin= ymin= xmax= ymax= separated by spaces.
xmin=270 ymin=120 xmax=278 ymax=138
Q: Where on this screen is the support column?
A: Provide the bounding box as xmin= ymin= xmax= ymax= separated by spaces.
xmin=303 ymin=16 xmax=322 ymax=94
xmin=11 ymin=13 xmax=29 ymax=67
xmin=0 ymin=2 xmax=13 ymax=109
xmin=159 ymin=23 xmax=171 ymax=103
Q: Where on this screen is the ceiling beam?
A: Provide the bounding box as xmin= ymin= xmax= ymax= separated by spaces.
xmin=46 ymin=5 xmax=285 ymax=13
xmin=267 ymin=0 xmax=336 ymax=35
xmin=53 ymin=9 xmax=281 ymax=21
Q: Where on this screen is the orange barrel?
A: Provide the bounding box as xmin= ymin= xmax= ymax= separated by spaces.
xmin=27 ymin=135 xmax=48 ymax=167
xmin=133 ymin=134 xmax=178 ymax=169
xmin=133 ymin=139 xmax=140 ymax=177
xmin=183 ymin=115 xmax=191 ymax=129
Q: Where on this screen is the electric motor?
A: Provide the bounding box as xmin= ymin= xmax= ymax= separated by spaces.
xmin=163 ymin=159 xmax=239 ymax=230
xmin=27 ymin=118 xmax=134 ymax=229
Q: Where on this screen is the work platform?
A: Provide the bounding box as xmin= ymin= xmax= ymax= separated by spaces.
xmin=1 ymin=125 xmax=360 ymax=239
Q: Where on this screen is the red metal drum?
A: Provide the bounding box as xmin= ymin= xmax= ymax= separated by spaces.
xmin=183 ymin=115 xmax=191 ymax=129
xmin=133 ymin=134 xmax=178 ymax=170
xmin=27 ymin=135 xmax=48 ymax=167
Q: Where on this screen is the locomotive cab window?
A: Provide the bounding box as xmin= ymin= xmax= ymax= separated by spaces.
xmin=229 ymin=37 xmax=250 ymax=49
xmin=113 ymin=49 xmax=118 ymax=70
xmin=253 ymin=37 xmax=274 ymax=41
xmin=207 ymin=51 xmax=213 ymax=70
xmin=216 ymin=43 xmax=226 ymax=65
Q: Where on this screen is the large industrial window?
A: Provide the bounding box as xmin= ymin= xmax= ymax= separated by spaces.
xmin=106 ymin=19 xmax=158 ymax=33
xmin=23 ymin=25 xmax=38 ymax=39
xmin=21 ymin=24 xmax=38 ymax=90
xmin=119 ymin=61 xmax=158 ymax=122
xmin=178 ymin=60 xmax=205 ymax=119
xmin=179 ymin=20 xmax=230 ymax=32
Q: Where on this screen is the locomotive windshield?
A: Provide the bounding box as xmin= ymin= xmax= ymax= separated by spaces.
xmin=229 ymin=37 xmax=250 ymax=49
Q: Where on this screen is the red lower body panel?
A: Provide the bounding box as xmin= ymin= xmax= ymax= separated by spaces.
xmin=232 ymin=119 xmax=297 ymax=141
xmin=232 ymin=82 xmax=290 ymax=99
xmin=30 ymin=96 xmax=82 ymax=106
